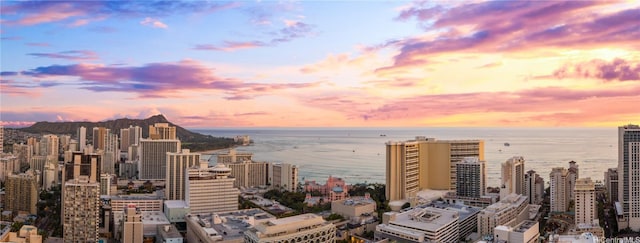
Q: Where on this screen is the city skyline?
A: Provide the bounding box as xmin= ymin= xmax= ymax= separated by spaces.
xmin=1 ymin=1 xmax=639 ymax=127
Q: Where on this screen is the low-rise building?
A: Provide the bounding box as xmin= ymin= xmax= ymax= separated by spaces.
xmin=375 ymin=207 xmax=459 ymax=243
xmin=477 ymin=193 xmax=530 ymax=237
xmin=331 ymin=195 xmax=377 ymax=219
xmin=186 ymin=208 xmax=275 ymax=243
xmin=493 ymin=220 xmax=539 ymax=243
xmin=164 ymin=200 xmax=190 ymax=223
xmin=245 ymin=213 xmax=336 ymax=243
xmin=156 ymin=224 xmax=183 ymax=243
xmin=0 ymin=225 xmax=43 ymax=243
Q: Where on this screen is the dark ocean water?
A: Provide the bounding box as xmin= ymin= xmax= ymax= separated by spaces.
xmin=193 ymin=127 xmax=617 ymax=187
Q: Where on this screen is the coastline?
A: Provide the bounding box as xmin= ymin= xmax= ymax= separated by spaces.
xmin=196 ymin=145 xmax=236 ymax=155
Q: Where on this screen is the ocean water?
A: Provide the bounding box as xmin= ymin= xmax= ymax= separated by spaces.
xmin=194 ymin=128 xmax=618 ymax=187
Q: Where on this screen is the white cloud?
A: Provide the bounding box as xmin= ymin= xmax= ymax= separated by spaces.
xmin=140 ymin=17 xmax=168 ymax=29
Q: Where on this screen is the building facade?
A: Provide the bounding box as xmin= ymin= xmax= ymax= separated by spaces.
xmin=376 ymin=207 xmax=460 ymax=242
xmin=186 ymin=164 xmax=239 ymax=214
xmin=617 ymin=124 xmax=640 ymax=231
xmin=550 ymin=167 xmax=570 ymax=212
xmin=575 ymin=178 xmax=597 ymax=225
xmin=165 ymin=149 xmax=201 ymax=200
xmin=500 ymin=156 xmax=525 ymax=199
xmin=270 ymin=163 xmax=298 ymax=192
xmin=121 ymin=204 xmax=143 ymax=243
xmin=149 ymin=123 xmax=177 ymax=140
xmin=477 ymin=193 xmax=529 ymax=236
xmin=605 ymin=168 xmax=618 ymax=203
xmin=456 ymin=157 xmax=486 ymax=198
xmin=5 ymin=170 xmax=39 ymax=215
xmin=245 ymin=214 xmax=336 ymax=243
xmin=138 ymin=138 xmax=180 ymax=180
xmin=386 ymin=137 xmax=484 ymax=201
xmin=217 ymin=148 xmax=253 ymax=163
xmin=224 ymin=161 xmax=269 ymax=188
xmin=63 ymin=177 xmax=100 ymax=243
xmin=525 ymin=170 xmax=545 ymax=205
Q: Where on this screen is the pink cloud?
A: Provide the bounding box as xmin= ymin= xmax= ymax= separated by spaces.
xmin=28 ymin=50 xmax=98 ymax=61
xmin=140 ymin=17 xmax=168 ymax=29
xmin=382 ymin=1 xmax=639 ymax=71
xmin=553 ymin=58 xmax=640 ymax=82
xmin=193 ymin=41 xmax=266 ymax=52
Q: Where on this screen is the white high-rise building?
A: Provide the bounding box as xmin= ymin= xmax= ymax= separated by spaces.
xmin=456 ymin=157 xmax=486 ymax=198
xmin=575 ymin=178 xmax=597 ymax=225
xmin=186 ymin=163 xmax=238 ymax=214
xmin=77 ymin=126 xmax=87 ymax=151
xmin=617 ymin=124 xmax=640 ymax=231
xmin=165 ymin=149 xmax=200 ymax=200
xmin=138 ymin=139 xmax=180 ymax=180
xmin=44 ymin=161 xmax=58 ymax=190
xmin=500 ymin=156 xmax=525 ymax=199
xmin=270 ymin=163 xmax=298 ymax=192
xmin=224 ymin=161 xmax=269 ymax=188
xmin=550 ymin=167 xmax=570 ymax=212
xmin=101 ymin=132 xmax=118 ymax=175
xmin=63 ymin=176 xmax=100 ymax=243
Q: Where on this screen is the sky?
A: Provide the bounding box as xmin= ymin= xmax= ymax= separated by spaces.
xmin=1 ymin=1 xmax=639 ymax=128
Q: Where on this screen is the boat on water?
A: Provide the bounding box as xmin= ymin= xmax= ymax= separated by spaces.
xmin=380 ymin=134 xmax=386 ymax=137
xmin=504 ymin=142 xmax=510 ymax=146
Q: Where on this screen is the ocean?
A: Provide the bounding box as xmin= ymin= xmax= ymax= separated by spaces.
xmin=194 ymin=127 xmax=618 ymax=187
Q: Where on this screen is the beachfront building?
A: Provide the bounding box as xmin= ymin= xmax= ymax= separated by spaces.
xmin=186 ymin=163 xmax=239 ymax=214
xmin=270 ymin=163 xmax=298 ymax=192
xmin=185 ymin=208 xmax=275 ymax=243
xmin=217 ymin=148 xmax=253 ymax=163
xmin=386 ymin=137 xmax=484 ymax=201
xmin=165 ymin=149 xmax=201 ymax=200
xmin=477 ymin=193 xmax=530 ymax=236
xmin=224 ymin=161 xmax=269 ymax=188
xmin=500 ymin=156 xmax=525 ymax=199
xmin=244 ymin=213 xmax=336 ymax=243
xmin=617 ymin=124 xmax=640 ymax=231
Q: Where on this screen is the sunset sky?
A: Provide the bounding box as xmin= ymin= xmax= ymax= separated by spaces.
xmin=1 ymin=1 xmax=639 ymax=128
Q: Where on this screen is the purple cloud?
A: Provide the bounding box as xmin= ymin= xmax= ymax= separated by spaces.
xmin=553 ymin=58 xmax=640 ymax=82
xmin=28 ymin=50 xmax=98 ymax=60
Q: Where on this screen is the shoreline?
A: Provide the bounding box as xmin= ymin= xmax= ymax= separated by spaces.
xmin=196 ymin=145 xmax=237 ymax=155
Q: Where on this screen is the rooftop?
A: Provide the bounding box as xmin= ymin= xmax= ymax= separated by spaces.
xmin=186 ymin=208 xmax=275 ymax=241
xmin=141 ymin=211 xmax=170 ymax=224
xmin=514 ymin=220 xmax=538 ymax=233
xmin=157 ymin=224 xmax=182 ymax=239
xmin=417 ymin=201 xmax=481 ymax=221
xmin=164 ymin=200 xmax=188 ymax=208
xmin=387 ymin=207 xmax=459 ymax=232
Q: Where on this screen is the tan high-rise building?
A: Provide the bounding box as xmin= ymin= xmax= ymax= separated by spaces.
xmin=575 ymin=177 xmax=597 ymax=225
xmin=138 ymin=138 xmax=180 ymax=180
xmin=476 ymin=194 xmax=529 ymax=236
xmin=500 ymin=156 xmax=525 ymax=199
xmin=62 ymin=152 xmax=101 ymax=184
xmin=5 ymin=170 xmax=39 ymax=215
xmin=0 ymin=154 xmax=19 ymax=182
xmin=63 ymin=176 xmax=100 ymax=243
xmin=186 ymin=164 xmax=238 ymax=214
xmin=617 ymin=124 xmax=640 ymax=231
xmin=270 ymin=163 xmax=298 ymax=192
xmin=92 ymin=127 xmax=109 ymax=150
xmin=166 ymin=149 xmax=200 ymax=200
xmin=217 ymin=148 xmax=253 ymax=163
xmin=149 ymin=123 xmax=176 ymax=140
xmin=386 ymin=137 xmax=484 ymax=201
xmin=120 ymin=126 xmax=142 ymax=152
xmin=121 ymin=204 xmax=143 ymax=243
xmin=456 ymin=157 xmax=486 ymax=198
xmin=12 ymin=143 xmax=33 ymax=167
xmin=101 ymin=132 xmax=118 ymax=175
xmin=550 ymin=167 xmax=570 ymax=212
xmin=224 ymin=161 xmax=269 ymax=188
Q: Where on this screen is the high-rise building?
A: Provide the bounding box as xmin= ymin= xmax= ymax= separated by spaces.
xmin=138 ymin=138 xmax=180 ymax=180
xmin=476 ymin=193 xmax=530 ymax=236
xmin=605 ymin=168 xmax=619 ymax=203
xmin=5 ymin=170 xmax=39 ymax=215
xmin=575 ymin=177 xmax=597 ymax=225
xmin=456 ymin=157 xmax=486 ymax=198
xmin=0 ymin=124 xmax=3 ymax=152
xmin=525 ymin=170 xmax=545 ymax=205
xmin=43 ymin=161 xmax=58 ymax=190
xmin=165 ymin=149 xmax=200 ymax=200
xmin=120 ymin=126 xmax=142 ymax=153
xmin=100 ymin=173 xmax=112 ymax=195
xmin=0 ymin=154 xmax=19 ymax=182
xmin=59 ymin=135 xmax=72 ymax=152
xmin=224 ymin=161 xmax=269 ymax=188
xmin=121 ymin=204 xmax=143 ymax=243
xmin=217 ymin=148 xmax=253 ymax=163
xmin=12 ymin=143 xmax=33 ymax=167
xmin=617 ymin=124 xmax=640 ymax=231
xmin=39 ymin=134 xmax=59 ymax=157
xmin=63 ymin=176 xmax=100 ymax=243
xmin=568 ymin=161 xmax=579 ymax=199
xmin=101 ymin=132 xmax=119 ymax=175
xmin=270 ymin=163 xmax=298 ymax=192
xmin=550 ymin=167 xmax=570 ymax=212
xmin=245 ymin=214 xmax=336 ymax=243
xmin=500 ymin=156 xmax=525 ymax=199
xmin=386 ymin=137 xmax=484 ymax=201
xmin=186 ymin=164 xmax=238 ymax=214
xmin=149 ymin=123 xmax=176 ymax=140
xmin=62 ymin=152 xmax=101 ymax=184
xmin=77 ymin=126 xmax=87 ymax=152
xmin=92 ymin=127 xmax=109 ymax=150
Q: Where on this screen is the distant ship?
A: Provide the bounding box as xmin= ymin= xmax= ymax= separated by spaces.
xmin=504 ymin=142 xmax=510 ymax=146
xmin=380 ymin=134 xmax=386 ymax=137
